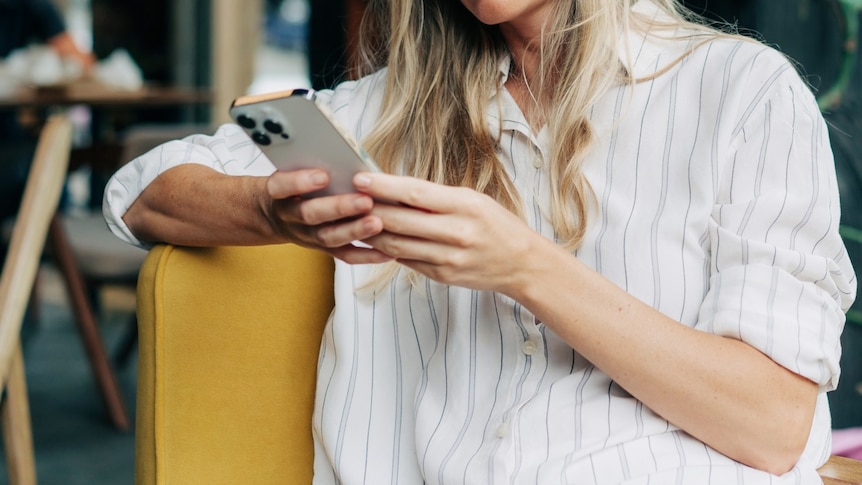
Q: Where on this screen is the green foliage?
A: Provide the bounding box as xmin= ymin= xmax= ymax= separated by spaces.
xmin=839 ymin=0 xmax=862 ymax=11
xmin=817 ymin=0 xmax=860 ymax=109
xmin=841 ymin=225 xmax=862 ymax=245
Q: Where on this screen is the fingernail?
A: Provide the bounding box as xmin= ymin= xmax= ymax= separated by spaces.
xmin=311 ymin=171 xmax=328 ymax=185
xmin=363 ymin=217 xmax=382 ymax=232
xmin=354 ymin=173 xmax=372 ymax=188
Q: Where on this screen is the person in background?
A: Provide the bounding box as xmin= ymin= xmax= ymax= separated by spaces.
xmin=104 ymin=0 xmax=856 ymax=482
xmin=0 ymin=0 xmax=95 ymax=231
xmin=0 ymin=0 xmax=95 ymax=67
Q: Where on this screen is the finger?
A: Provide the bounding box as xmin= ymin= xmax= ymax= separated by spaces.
xmin=370 ymin=204 xmax=464 ymax=244
xmin=353 ymin=173 xmax=474 ymax=214
xmin=362 ymin=231 xmax=451 ymax=264
xmin=310 ymin=215 xmax=384 ymax=248
xmin=267 ymin=169 xmax=330 ymax=199
xmin=283 ymin=193 xmax=375 ymax=226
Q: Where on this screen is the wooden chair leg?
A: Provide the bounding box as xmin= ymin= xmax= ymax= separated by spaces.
xmin=48 ymin=216 xmax=130 ymax=431
xmin=1 ymin=344 xmax=37 ymax=485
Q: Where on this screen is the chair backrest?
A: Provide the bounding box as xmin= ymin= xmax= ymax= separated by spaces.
xmin=0 ymin=114 xmax=71 ymax=382
xmin=135 ymin=243 xmax=334 ymax=484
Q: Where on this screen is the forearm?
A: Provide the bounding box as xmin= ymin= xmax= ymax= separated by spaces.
xmin=512 ymin=238 xmax=817 ymax=475
xmin=351 ymin=172 xmax=821 ymax=472
xmin=123 ymin=164 xmax=282 ymax=247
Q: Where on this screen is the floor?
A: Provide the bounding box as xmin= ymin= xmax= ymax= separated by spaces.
xmin=0 ymin=264 xmax=138 ymax=485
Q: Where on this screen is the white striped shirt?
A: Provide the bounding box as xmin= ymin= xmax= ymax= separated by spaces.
xmin=103 ymin=2 xmax=855 ymax=483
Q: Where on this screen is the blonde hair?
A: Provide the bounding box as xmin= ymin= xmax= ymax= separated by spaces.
xmin=356 ymin=0 xmax=727 ymax=290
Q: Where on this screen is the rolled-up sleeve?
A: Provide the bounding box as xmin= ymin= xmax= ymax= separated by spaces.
xmin=695 ymin=68 xmax=857 ymax=391
xmin=102 ymin=123 xmax=276 ymax=248
xmin=101 ymin=70 xmax=389 ymax=248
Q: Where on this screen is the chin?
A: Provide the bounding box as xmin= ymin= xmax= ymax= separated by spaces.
xmin=459 ymin=1 xmax=514 ymax=25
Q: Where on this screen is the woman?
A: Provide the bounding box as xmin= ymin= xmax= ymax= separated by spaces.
xmin=104 ymin=0 xmax=855 ymax=483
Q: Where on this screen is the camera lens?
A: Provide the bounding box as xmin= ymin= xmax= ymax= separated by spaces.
xmin=252 ymin=131 xmax=271 ymax=146
xmin=236 ymin=114 xmax=256 ymax=129
xmin=263 ymin=119 xmax=283 ymax=134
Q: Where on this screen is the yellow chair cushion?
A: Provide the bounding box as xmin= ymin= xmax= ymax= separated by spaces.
xmin=135 ymin=244 xmax=334 ymax=484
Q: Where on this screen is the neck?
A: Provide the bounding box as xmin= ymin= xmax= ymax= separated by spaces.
xmin=498 ymin=0 xmax=557 ymax=80
xmin=504 ymin=61 xmax=546 ymax=130
xmin=500 ymin=21 xmax=544 ymax=87
xmin=501 ymin=25 xmax=553 ymax=129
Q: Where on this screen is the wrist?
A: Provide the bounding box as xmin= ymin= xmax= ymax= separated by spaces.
xmin=501 ymin=234 xmax=573 ymax=305
xmin=250 ymin=175 xmax=290 ymax=244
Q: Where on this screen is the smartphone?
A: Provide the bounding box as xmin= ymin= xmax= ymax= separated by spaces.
xmin=229 ymin=88 xmax=381 ymax=198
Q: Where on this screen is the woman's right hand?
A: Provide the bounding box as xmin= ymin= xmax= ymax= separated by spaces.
xmin=122 ymin=164 xmax=389 ymax=264
xmin=265 ymin=169 xmax=391 ymax=264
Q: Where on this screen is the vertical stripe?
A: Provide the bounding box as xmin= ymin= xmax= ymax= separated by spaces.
xmin=437 ymin=291 xmax=479 ymax=478
xmin=420 ymin=285 xmax=452 ymax=473
xmin=762 ymin=94 xmax=796 ymax=243
xmin=734 ymin=101 xmax=772 ymax=241
xmin=462 ymin=295 xmax=507 ymax=483
xmin=333 ymin=268 xmax=363 ymax=473
xmin=765 ymin=268 xmax=779 ymax=356
xmin=650 ymin=54 xmax=680 ymax=308
xmin=676 ymin=45 xmax=710 ymax=322
xmin=621 ymin=57 xmax=660 ymax=290
xmin=360 ymin=288 xmax=378 ymax=484
xmin=593 ymin=85 xmax=628 ymax=274
xmin=388 ymin=278 xmax=404 ymax=483
xmin=788 ymin=90 xmax=821 ymax=251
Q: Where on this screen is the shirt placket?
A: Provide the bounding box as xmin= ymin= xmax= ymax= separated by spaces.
xmin=486 ymin=92 xmax=554 ymax=465
xmin=486 ymin=297 xmax=548 ymax=485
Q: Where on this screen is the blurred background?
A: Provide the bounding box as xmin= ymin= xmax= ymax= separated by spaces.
xmin=0 ymin=0 xmax=860 ymax=483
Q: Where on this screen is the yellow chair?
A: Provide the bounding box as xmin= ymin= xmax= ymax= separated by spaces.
xmin=135 ymin=244 xmax=862 ymax=485
xmin=135 ymin=244 xmax=333 ymax=484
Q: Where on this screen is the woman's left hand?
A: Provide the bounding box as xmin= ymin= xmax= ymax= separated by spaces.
xmin=354 ymin=172 xmax=549 ymax=296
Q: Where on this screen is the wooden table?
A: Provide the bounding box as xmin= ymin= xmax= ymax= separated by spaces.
xmin=0 ymin=84 xmax=212 ymax=110
xmin=1 ymin=82 xmax=213 ymax=175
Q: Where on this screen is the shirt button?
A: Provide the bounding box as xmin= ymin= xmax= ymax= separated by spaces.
xmin=532 ymin=156 xmax=543 ymax=169
xmin=495 ymin=422 xmax=509 ymax=438
xmin=521 ymin=339 xmax=538 ymax=355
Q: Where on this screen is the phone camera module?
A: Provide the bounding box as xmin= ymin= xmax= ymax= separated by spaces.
xmin=252 ymin=131 xmax=271 ymax=146
xmin=263 ymin=119 xmax=283 ymax=134
xmin=236 ymin=114 xmax=256 ymax=129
